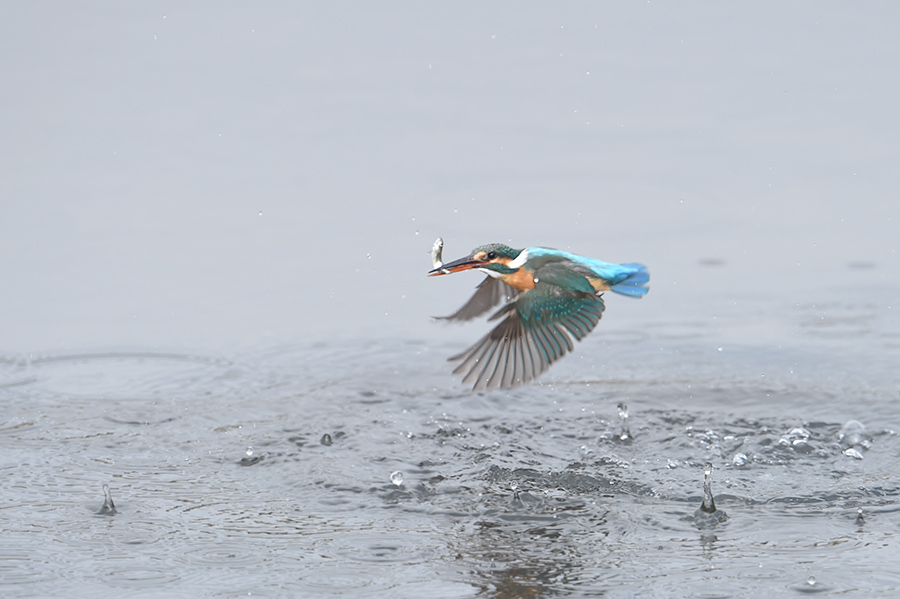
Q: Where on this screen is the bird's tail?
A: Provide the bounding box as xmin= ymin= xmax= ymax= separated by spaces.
xmin=609 ymin=263 xmax=649 ymax=297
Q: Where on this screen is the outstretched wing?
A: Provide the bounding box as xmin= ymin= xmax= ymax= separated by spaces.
xmin=448 ymin=282 xmax=605 ymax=390
xmin=435 ymin=276 xmax=521 ymax=322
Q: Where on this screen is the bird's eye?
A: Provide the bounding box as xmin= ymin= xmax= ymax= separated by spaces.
xmin=486 ymin=251 xmax=497 ymax=260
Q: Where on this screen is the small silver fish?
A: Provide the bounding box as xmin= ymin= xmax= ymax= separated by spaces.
xmin=431 ymin=237 xmax=447 ymax=271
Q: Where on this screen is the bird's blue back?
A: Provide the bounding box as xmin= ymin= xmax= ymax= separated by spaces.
xmin=524 ymin=247 xmax=649 ymax=297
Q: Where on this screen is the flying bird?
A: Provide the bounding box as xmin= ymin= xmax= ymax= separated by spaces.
xmin=428 ymin=243 xmax=648 ymax=390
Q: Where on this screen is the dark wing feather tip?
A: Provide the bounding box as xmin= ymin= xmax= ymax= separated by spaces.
xmin=438 ymin=276 xmax=521 ymax=322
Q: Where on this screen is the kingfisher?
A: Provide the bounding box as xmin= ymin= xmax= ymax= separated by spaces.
xmin=428 ymin=242 xmax=649 ymax=390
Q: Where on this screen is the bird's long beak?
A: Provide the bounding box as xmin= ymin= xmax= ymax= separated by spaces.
xmin=428 ymin=254 xmax=486 ymax=276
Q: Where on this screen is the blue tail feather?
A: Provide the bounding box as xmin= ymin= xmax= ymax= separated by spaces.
xmin=609 ymin=263 xmax=649 ymax=297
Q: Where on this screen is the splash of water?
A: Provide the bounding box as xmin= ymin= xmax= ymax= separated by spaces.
xmin=98 ymin=484 xmax=117 ymax=516
xmin=617 ymin=402 xmax=632 ymax=441
xmin=700 ymin=462 xmax=716 ymax=513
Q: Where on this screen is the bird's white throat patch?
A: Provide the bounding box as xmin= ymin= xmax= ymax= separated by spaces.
xmin=508 ymin=249 xmax=529 ymax=269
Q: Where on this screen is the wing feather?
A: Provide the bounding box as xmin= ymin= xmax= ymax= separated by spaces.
xmin=436 ymin=276 xmax=520 ymax=321
xmin=447 ymin=281 xmax=606 ymax=390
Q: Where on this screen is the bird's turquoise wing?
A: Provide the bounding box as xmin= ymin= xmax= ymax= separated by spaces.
xmin=448 ymin=282 xmax=605 ymax=390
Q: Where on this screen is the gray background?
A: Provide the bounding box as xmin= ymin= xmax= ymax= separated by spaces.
xmin=3 ymin=2 xmax=897 ymax=353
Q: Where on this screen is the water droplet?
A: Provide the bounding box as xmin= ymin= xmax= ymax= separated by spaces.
xmin=732 ymin=453 xmax=749 ymax=466
xmin=792 ymin=439 xmax=814 ymax=454
xmin=245 ymin=447 xmax=254 ymax=457
xmin=510 ymin=481 xmax=518 ymax=491
xmin=842 ymin=447 xmax=864 ymax=460
xmin=320 ymin=433 xmax=333 ymax=446
xmin=781 ymin=427 xmax=812 ymax=450
xmin=807 ymin=576 xmax=816 ymax=586
xmin=390 ymin=471 xmax=403 ymax=486
xmin=366 ymin=253 xmax=372 ymax=260
xmin=838 ymin=419 xmax=866 ymax=447
xmin=786 ymin=426 xmax=810 ymax=441
xmin=258 ymin=211 xmax=263 ymax=216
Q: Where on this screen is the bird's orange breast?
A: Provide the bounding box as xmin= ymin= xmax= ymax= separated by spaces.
xmin=501 ymin=268 xmax=536 ymax=292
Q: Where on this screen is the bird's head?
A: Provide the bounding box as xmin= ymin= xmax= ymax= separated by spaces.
xmin=428 ymin=243 xmax=524 ymax=276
